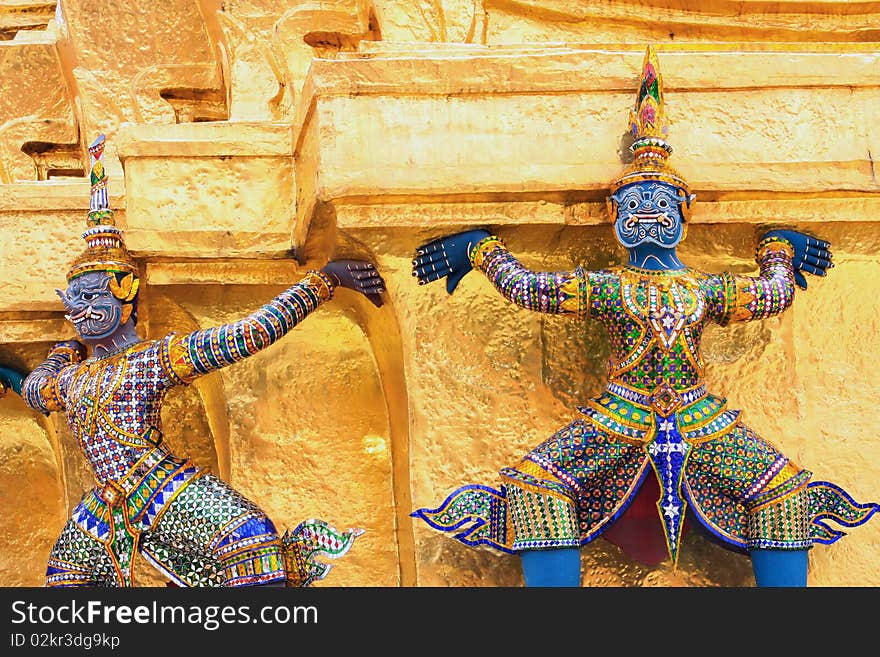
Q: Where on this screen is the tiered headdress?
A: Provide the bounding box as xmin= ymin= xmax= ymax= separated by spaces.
xmin=66 ymin=135 xmax=139 ymax=311
xmin=609 ymin=46 xmax=691 ymax=207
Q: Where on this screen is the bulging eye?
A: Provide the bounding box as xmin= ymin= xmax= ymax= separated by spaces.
xmin=627 ymin=199 xmax=639 ymax=210
xmin=658 ymin=199 xmax=669 ymax=208
xmin=82 ymin=292 xmax=96 ymax=301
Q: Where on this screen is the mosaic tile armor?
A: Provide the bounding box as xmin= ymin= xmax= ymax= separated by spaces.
xmin=412 ymin=48 xmax=878 ymax=571
xmin=21 ymin=134 xmax=362 ymax=587
xmin=414 ymin=236 xmax=878 ymax=563
xmin=25 ymin=275 xmax=361 ymax=587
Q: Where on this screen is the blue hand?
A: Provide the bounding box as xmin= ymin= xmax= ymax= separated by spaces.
xmin=0 ymin=365 xmax=27 ymax=396
xmin=761 ymin=228 xmax=833 ymax=290
xmin=321 ymin=260 xmax=386 ymax=308
xmin=412 ymin=229 xmax=492 ymax=294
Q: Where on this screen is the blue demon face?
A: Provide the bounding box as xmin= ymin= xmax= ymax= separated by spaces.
xmin=57 ymin=272 xmax=124 ymax=340
xmin=610 ymin=181 xmax=690 ymax=250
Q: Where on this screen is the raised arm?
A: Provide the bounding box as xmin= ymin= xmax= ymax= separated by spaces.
xmin=162 ymin=263 xmax=384 ymax=384
xmin=22 ymin=341 xmax=86 ymax=415
xmin=412 ymin=230 xmax=590 ymax=318
xmin=468 ymin=234 xmax=589 ymax=317
xmin=704 ymin=229 xmax=832 ymax=325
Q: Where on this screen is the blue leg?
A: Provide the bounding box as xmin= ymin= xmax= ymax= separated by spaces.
xmin=520 ymin=548 xmax=581 ymax=587
xmin=750 ymin=549 xmax=808 ymax=587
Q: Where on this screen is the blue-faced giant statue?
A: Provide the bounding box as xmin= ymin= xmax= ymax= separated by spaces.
xmin=20 ymin=135 xmax=386 ymax=587
xmin=410 ymin=47 xmax=879 ymax=587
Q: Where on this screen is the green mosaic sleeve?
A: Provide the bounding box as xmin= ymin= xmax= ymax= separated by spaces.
xmin=702 ymin=239 xmax=796 ymax=325
xmin=161 ymin=272 xmax=334 ymax=383
xmin=469 ymin=235 xmax=592 ymax=319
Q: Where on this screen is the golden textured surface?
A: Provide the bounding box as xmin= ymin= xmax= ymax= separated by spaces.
xmin=155 ymin=284 xmax=400 ymax=586
xmin=0 ymin=388 xmax=66 ymax=586
xmin=204 ymin=0 xmax=375 ymax=121
xmin=0 ymin=30 xmax=78 ymax=182
xmin=0 ymin=2 xmax=878 ymax=587
xmin=118 ymin=123 xmax=295 ymax=258
xmin=56 ymin=0 xmax=222 ymax=129
xmin=483 ymin=1 xmax=880 ymax=44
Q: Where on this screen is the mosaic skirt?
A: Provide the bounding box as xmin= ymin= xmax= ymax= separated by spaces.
xmin=46 ymin=471 xmax=362 ymax=587
xmin=139 ymin=473 xmax=287 ymax=587
xmin=413 ymin=416 xmax=879 ymax=562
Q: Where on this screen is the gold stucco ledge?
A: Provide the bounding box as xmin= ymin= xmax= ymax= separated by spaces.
xmin=293 ymin=44 xmax=880 ymax=249
xmin=116 ymin=122 xmax=296 ymax=259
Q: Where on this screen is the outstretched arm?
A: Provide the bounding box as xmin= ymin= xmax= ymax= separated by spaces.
xmin=22 ymin=341 xmax=86 ymax=415
xmin=412 ymin=230 xmax=590 ymax=318
xmin=705 ymin=229 xmax=832 ymax=324
xmin=163 ymin=262 xmax=385 ymax=384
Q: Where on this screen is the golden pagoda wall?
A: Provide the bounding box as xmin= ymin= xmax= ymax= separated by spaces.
xmin=0 ymin=1 xmax=877 ymax=587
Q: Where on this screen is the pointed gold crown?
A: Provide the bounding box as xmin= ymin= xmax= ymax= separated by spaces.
xmin=66 ymin=134 xmax=139 ymax=283
xmin=609 ymin=46 xmax=691 ymax=201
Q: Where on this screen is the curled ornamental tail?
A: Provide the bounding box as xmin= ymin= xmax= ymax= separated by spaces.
xmin=808 ymin=481 xmax=880 ymax=544
xmin=281 ymin=519 xmax=365 ymax=587
xmin=410 ymin=484 xmax=515 ymax=554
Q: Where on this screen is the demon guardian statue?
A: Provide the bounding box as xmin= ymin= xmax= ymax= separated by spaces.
xmin=22 ymin=135 xmax=384 ymax=587
xmin=411 ymin=47 xmax=878 ymax=587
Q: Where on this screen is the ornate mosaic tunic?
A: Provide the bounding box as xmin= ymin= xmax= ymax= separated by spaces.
xmin=23 ymin=273 xmax=357 ymax=587
xmin=413 ymin=236 xmax=878 ymax=563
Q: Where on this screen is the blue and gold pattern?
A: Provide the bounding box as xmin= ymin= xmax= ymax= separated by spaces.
xmin=28 ymin=286 xmax=362 ymax=587
xmin=24 ymin=135 xmax=360 ymax=587
xmin=413 ymin=236 xmax=878 ymax=565
xmin=412 ymin=44 xmax=877 ymax=574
